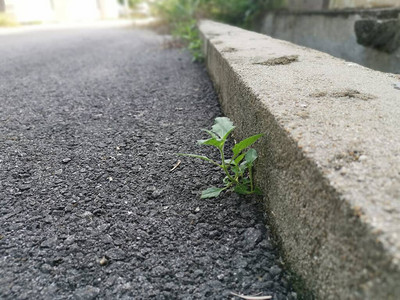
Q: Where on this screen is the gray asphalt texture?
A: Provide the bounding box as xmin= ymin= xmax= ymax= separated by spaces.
xmin=0 ymin=25 xmax=296 ymax=300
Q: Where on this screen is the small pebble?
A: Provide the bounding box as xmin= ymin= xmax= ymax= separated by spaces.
xmin=99 ymin=257 xmax=108 ymax=266
xmin=81 ymin=211 xmax=93 ymax=218
xmin=19 ymin=184 xmax=31 ymax=191
xmin=358 ymin=155 xmax=367 ymax=161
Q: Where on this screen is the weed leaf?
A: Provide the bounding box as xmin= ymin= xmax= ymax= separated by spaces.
xmin=245 ymin=148 xmax=258 ymax=165
xmin=201 ymin=187 xmax=225 ymax=199
xmin=197 ymin=138 xmax=223 ymax=148
xmin=231 ymin=165 xmax=242 ymax=177
xmin=211 ymin=117 xmax=235 ymax=140
xmin=224 ymin=159 xmax=233 ymax=165
xmin=238 ymin=163 xmax=247 ymax=173
xmin=233 ymin=153 xmax=246 ymax=165
xmin=232 ymin=133 xmax=264 ymax=157
xmin=234 ymin=184 xmax=252 ymax=195
xmin=202 ymin=129 xmax=218 ymax=140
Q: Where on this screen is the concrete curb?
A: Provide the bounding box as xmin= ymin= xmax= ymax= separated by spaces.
xmin=198 ymin=20 xmax=400 ymax=299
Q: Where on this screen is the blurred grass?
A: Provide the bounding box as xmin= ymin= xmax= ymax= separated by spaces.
xmin=149 ymin=0 xmax=285 ymax=61
xmin=151 ymin=0 xmax=204 ymax=61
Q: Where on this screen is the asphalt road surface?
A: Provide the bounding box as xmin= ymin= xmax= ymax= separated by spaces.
xmin=0 ymin=23 xmax=296 ymax=300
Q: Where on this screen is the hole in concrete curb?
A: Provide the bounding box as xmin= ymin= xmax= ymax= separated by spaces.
xmin=310 ymin=89 xmax=376 ymax=101
xmin=207 ymin=32 xmax=220 ymax=38
xmin=253 ymin=55 xmax=299 ymax=66
xmin=309 ymin=91 xmax=328 ymax=98
xmin=332 ymin=89 xmax=376 ymax=100
xmin=221 ymin=47 xmax=237 ymax=53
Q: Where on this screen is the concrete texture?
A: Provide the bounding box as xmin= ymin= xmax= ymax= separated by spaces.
xmin=270 ymin=0 xmax=400 ymax=11
xmin=199 ymin=20 xmax=400 ymax=299
xmin=286 ymin=0 xmax=330 ymax=11
xmin=257 ymin=9 xmax=400 ymax=73
xmin=330 ymin=0 xmax=400 ymax=9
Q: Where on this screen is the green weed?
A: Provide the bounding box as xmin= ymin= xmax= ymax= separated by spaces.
xmin=150 ymin=0 xmax=286 ymax=61
xmin=172 ymin=20 xmax=203 ymax=62
xmin=118 ymin=0 xmax=142 ymax=9
xmin=179 ymin=117 xmax=264 ymax=199
xmin=152 ymin=0 xmax=204 ymax=61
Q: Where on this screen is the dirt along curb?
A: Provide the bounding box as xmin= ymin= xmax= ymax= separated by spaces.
xmin=198 ymin=20 xmax=400 ymax=299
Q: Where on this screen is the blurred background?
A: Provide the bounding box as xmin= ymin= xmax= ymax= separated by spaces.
xmin=0 ymin=0 xmax=399 ymax=73
xmin=1 ymin=0 xmax=118 ymax=24
xmin=1 ymin=1 xmax=399 ymax=26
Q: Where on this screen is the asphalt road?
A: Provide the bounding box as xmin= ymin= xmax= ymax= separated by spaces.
xmin=0 ymin=23 xmax=296 ymax=299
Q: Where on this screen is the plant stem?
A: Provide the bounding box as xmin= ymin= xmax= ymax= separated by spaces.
xmin=219 ymin=147 xmax=237 ymax=184
xmin=249 ymin=164 xmax=254 ymax=192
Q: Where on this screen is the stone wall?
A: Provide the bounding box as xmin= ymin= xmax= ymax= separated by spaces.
xmin=285 ymin=0 xmax=400 ymax=10
xmin=286 ymin=0 xmax=328 ymax=11
xmin=256 ymin=5 xmax=400 ymax=73
xmin=330 ymin=0 xmax=400 ymax=9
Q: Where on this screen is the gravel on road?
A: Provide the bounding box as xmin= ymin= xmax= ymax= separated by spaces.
xmin=0 ymin=25 xmax=296 ymax=299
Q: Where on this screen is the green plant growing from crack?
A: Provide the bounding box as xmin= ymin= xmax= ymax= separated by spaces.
xmin=179 ymin=117 xmax=264 ymax=198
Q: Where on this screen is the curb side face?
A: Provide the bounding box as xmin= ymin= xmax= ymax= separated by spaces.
xmin=199 ymin=19 xmax=400 ymax=300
